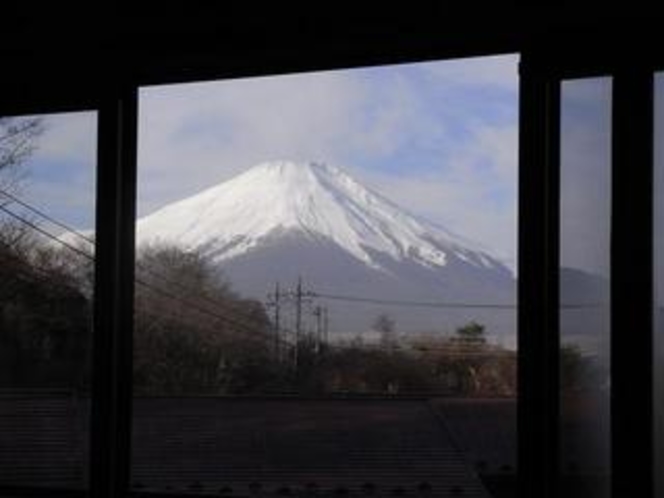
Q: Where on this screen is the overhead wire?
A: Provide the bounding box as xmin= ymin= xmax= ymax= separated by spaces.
xmin=1 ymin=188 xmax=271 ymax=331
xmin=312 ymin=291 xmax=604 ymax=310
xmin=0 ymin=189 xmax=95 ymax=245
xmin=0 ymin=204 xmax=93 ymax=261
xmin=0 ymin=201 xmax=271 ymax=338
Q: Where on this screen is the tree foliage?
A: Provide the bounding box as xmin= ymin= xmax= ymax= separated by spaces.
xmin=454 ymin=321 xmax=487 ymax=345
xmin=407 ymin=324 xmax=515 ymax=396
xmin=0 ymin=116 xmax=91 ymax=388
xmin=0 ymin=240 xmax=91 ymax=388
xmin=133 ymin=244 xmax=277 ymax=395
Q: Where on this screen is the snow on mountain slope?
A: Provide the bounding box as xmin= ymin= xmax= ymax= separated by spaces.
xmin=136 ymin=160 xmax=504 ymax=273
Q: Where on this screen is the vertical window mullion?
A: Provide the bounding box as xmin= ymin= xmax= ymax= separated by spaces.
xmin=90 ymin=85 xmax=138 ymax=498
xmin=611 ymin=69 xmax=654 ymax=498
xmin=518 ymin=53 xmax=561 ymax=498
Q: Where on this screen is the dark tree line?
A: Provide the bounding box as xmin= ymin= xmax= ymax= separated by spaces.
xmin=1 ymin=233 xmax=519 ymax=396
xmin=0 ymin=237 xmax=91 ymax=388
xmin=0 ymin=239 xmax=281 ymax=394
xmin=0 ymin=235 xmax=603 ymax=398
xmin=0 ymin=231 xmax=519 ymax=396
xmin=133 ymin=244 xmax=280 ymax=395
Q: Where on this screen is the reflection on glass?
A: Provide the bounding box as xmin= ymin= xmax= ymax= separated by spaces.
xmin=0 ymin=112 xmax=97 ymax=490
xmin=654 ymin=72 xmax=664 ymax=498
xmin=133 ymin=56 xmax=519 ymax=497
xmin=560 ymin=78 xmax=612 ymax=497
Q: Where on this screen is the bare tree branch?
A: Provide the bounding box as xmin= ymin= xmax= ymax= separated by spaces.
xmin=0 ymin=116 xmax=45 ymax=242
xmin=0 ymin=116 xmax=45 ymax=195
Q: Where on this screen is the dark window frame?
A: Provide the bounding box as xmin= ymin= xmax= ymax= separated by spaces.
xmin=0 ymin=45 xmax=661 ymax=498
xmin=89 ymin=86 xmax=138 ymax=498
xmin=520 ymin=49 xmax=659 ymax=498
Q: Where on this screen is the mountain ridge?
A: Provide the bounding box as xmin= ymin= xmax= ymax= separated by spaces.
xmin=136 ymin=160 xmax=508 ymax=275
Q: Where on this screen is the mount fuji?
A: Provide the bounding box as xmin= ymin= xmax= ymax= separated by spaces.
xmin=136 ymin=161 xmax=516 ymax=339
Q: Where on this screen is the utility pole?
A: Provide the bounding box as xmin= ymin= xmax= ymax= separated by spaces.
xmin=295 ymin=277 xmax=303 ymax=343
xmin=313 ymin=305 xmax=323 ymax=352
xmin=323 ymin=306 xmax=329 ymax=347
xmin=266 ymin=282 xmax=283 ymax=361
xmin=273 ymin=282 xmax=281 ymax=360
xmin=294 ymin=277 xmax=303 ymax=369
xmin=290 ymin=277 xmax=315 ymax=371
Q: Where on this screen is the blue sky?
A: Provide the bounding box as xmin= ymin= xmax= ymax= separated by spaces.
xmin=560 ymin=77 xmax=612 ymax=277
xmin=14 ymin=54 xmax=520 ymax=268
xmin=12 ymin=111 xmax=97 ymax=233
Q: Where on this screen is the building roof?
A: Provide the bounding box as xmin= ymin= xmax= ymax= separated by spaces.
xmin=432 ymin=399 xmax=516 ymax=476
xmin=0 ymin=392 xmax=491 ymax=497
xmin=130 ymin=397 xmax=489 ymax=497
xmin=0 ymin=390 xmax=87 ymax=490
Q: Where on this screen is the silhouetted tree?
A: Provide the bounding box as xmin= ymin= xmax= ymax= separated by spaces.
xmin=311 ymin=344 xmax=433 ymax=394
xmin=0 ymin=118 xmax=92 ymax=389
xmin=0 ymin=242 xmax=91 ymax=388
xmin=133 ymin=244 xmax=276 ymax=395
xmin=0 ymin=116 xmax=46 ymax=256
xmin=454 ymin=321 xmax=487 ymax=345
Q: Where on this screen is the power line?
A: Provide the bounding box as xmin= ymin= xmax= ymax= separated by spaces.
xmin=0 ymin=204 xmax=93 ymax=261
xmin=311 ymin=291 xmax=605 ymax=310
xmin=135 ymin=263 xmax=268 ymax=330
xmin=0 ymin=203 xmax=270 ymax=338
xmin=266 ymin=282 xmax=282 ymax=357
xmin=1 ymin=190 xmax=605 ymax=317
xmin=134 ymin=275 xmax=258 ymax=334
xmin=0 ymin=188 xmax=95 ymax=245
xmin=0 ymin=186 xmax=259 ymax=324
xmin=0 ymin=188 xmax=270 ymax=332
xmin=311 ymin=291 xmax=515 ymax=309
xmin=0 ymin=250 xmax=83 ymax=296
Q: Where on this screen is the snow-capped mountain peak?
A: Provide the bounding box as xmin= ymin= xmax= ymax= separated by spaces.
xmin=136 ymin=160 xmax=502 ymax=272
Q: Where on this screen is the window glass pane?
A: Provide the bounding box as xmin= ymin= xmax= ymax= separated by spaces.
xmin=559 ymin=78 xmax=612 ymax=498
xmin=654 ymin=72 xmax=664 ymax=498
xmin=0 ymin=112 xmax=97 ymax=491
xmin=134 ymin=55 xmax=518 ymax=497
